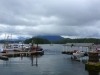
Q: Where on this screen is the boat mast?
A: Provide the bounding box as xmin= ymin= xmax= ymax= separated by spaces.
xmin=4 ymin=33 xmax=6 ymax=48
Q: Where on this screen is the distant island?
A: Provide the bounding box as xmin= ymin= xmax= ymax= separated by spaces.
xmin=24 ymin=37 xmax=100 ymax=44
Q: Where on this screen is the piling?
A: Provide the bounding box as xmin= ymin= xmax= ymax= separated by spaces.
xmin=88 ymin=52 xmax=99 ymax=62
xmin=85 ymin=52 xmax=100 ymax=71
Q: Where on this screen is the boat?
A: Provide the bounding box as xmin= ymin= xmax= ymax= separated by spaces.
xmin=72 ymin=50 xmax=85 ymax=59
xmin=1 ymin=43 xmax=14 ymax=53
xmin=29 ymin=45 xmax=43 ymax=52
xmin=0 ymin=35 xmax=28 ymax=53
xmin=0 ymin=34 xmax=14 ymax=53
xmin=11 ymin=42 xmax=26 ymax=50
xmin=28 ymin=42 xmax=43 ymax=52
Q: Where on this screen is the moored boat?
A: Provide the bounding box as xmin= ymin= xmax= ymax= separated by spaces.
xmin=72 ymin=50 xmax=85 ymax=59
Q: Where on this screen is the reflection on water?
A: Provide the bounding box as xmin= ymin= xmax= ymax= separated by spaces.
xmin=31 ymin=55 xmax=38 ymax=66
xmin=88 ymin=71 xmax=99 ymax=75
xmin=1 ymin=55 xmax=42 ymax=67
xmin=0 ymin=44 xmax=100 ymax=75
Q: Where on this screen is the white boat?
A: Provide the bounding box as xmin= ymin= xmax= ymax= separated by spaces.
xmin=0 ymin=34 xmax=14 ymax=53
xmin=11 ymin=42 xmax=27 ymax=50
xmin=72 ymin=51 xmax=85 ymax=59
xmin=0 ymin=43 xmax=14 ymax=53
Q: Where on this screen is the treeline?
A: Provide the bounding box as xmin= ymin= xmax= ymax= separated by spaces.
xmin=0 ymin=40 xmax=22 ymax=43
xmin=1 ymin=38 xmax=100 ymax=44
xmin=24 ymin=38 xmax=100 ymax=44
xmin=54 ymin=38 xmax=100 ymax=44
xmin=24 ymin=37 xmax=50 ymax=44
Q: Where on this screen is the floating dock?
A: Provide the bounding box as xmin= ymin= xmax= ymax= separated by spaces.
xmin=0 ymin=56 xmax=8 ymax=60
xmin=0 ymin=51 xmax=44 ymax=60
xmin=62 ymin=51 xmax=73 ymax=54
xmin=62 ymin=51 xmax=88 ymax=56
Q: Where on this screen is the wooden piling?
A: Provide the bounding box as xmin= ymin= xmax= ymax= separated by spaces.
xmin=88 ymin=52 xmax=99 ymax=62
xmin=85 ymin=52 xmax=100 ymax=71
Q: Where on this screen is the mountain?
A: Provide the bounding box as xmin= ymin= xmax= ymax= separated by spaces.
xmin=33 ymin=35 xmax=64 ymax=40
xmin=17 ymin=37 xmax=29 ymax=41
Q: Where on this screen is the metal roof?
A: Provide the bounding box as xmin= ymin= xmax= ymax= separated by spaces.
xmin=63 ymin=43 xmax=94 ymax=47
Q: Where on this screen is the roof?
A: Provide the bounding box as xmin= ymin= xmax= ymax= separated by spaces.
xmin=63 ymin=43 xmax=94 ymax=47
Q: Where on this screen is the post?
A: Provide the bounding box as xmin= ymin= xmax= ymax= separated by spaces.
xmin=36 ymin=40 xmax=38 ymax=51
xmin=22 ymin=41 xmax=23 ymax=51
xmin=31 ymin=40 xmax=34 ymax=52
xmin=88 ymin=53 xmax=99 ymax=62
xmin=36 ymin=43 xmax=38 ymax=51
xmin=32 ymin=40 xmax=34 ymax=47
xmin=66 ymin=46 xmax=67 ymax=52
xmin=82 ymin=46 xmax=83 ymax=51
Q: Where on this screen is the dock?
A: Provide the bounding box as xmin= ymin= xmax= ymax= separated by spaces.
xmin=0 ymin=51 xmax=44 ymax=60
xmin=62 ymin=51 xmax=73 ymax=54
xmin=62 ymin=43 xmax=96 ymax=56
xmin=0 ymin=56 xmax=8 ymax=60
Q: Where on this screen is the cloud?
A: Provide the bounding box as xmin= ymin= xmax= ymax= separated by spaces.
xmin=0 ymin=0 xmax=100 ymax=39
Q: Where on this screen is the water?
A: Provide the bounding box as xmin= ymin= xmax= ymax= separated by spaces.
xmin=0 ymin=44 xmax=99 ymax=75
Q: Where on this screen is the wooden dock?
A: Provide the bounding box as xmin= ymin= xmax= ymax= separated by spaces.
xmin=62 ymin=51 xmax=73 ymax=54
xmin=62 ymin=51 xmax=88 ymax=56
xmin=0 ymin=56 xmax=8 ymax=60
xmin=0 ymin=51 xmax=44 ymax=60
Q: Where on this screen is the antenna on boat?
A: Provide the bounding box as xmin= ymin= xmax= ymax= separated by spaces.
xmin=4 ymin=33 xmax=6 ymax=42
xmin=4 ymin=33 xmax=6 ymax=48
xmin=11 ymin=34 xmax=12 ymax=44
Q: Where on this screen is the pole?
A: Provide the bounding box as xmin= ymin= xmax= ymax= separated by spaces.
xmin=22 ymin=41 xmax=23 ymax=51
xmin=31 ymin=40 xmax=34 ymax=52
xmin=36 ymin=40 xmax=38 ymax=51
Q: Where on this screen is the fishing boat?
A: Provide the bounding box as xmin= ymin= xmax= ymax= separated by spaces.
xmin=1 ymin=43 xmax=14 ymax=53
xmin=0 ymin=34 xmax=27 ymax=53
xmin=0 ymin=34 xmax=14 ymax=53
xmin=28 ymin=41 xmax=43 ymax=52
xmin=12 ymin=42 xmax=26 ymax=50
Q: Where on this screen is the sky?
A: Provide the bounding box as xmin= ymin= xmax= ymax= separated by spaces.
xmin=0 ymin=0 xmax=100 ymax=39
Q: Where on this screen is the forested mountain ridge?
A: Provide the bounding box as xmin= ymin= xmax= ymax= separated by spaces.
xmin=24 ymin=37 xmax=50 ymax=44
xmin=34 ymin=35 xmax=64 ymax=40
xmin=54 ymin=38 xmax=100 ymax=44
xmin=24 ymin=37 xmax=100 ymax=44
xmin=0 ymin=36 xmax=100 ymax=44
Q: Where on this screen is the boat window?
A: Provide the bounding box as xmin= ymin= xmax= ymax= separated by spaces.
xmin=21 ymin=45 xmax=24 ymax=46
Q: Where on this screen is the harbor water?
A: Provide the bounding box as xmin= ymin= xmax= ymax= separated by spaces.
xmin=0 ymin=44 xmax=99 ymax=75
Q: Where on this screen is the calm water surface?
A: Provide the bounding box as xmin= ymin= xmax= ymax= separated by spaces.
xmin=0 ymin=44 xmax=99 ymax=75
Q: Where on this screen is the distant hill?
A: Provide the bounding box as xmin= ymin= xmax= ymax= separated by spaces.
xmin=34 ymin=35 xmax=64 ymax=40
xmin=0 ymin=37 xmax=28 ymax=43
xmin=18 ymin=37 xmax=30 ymax=41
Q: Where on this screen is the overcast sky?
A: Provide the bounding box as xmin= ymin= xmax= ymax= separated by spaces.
xmin=0 ymin=0 xmax=100 ymax=39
